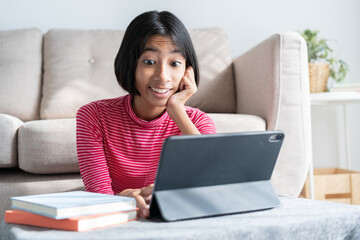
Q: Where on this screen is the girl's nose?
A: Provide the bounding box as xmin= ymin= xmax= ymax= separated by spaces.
xmin=155 ymin=63 xmax=170 ymax=82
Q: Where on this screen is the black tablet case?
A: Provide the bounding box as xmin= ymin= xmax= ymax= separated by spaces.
xmin=149 ymin=131 xmax=284 ymax=221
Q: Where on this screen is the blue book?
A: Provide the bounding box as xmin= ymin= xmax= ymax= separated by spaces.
xmin=11 ymin=191 xmax=136 ymax=219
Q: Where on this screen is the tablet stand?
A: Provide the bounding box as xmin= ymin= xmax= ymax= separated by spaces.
xmin=149 ymin=180 xmax=280 ymax=221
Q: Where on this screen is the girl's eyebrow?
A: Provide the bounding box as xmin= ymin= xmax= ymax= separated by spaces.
xmin=143 ymin=47 xmax=181 ymax=54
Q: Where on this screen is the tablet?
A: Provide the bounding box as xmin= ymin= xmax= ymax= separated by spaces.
xmin=149 ymin=130 xmax=284 ymax=221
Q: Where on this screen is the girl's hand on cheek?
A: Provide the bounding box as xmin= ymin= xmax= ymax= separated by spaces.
xmin=166 ymin=66 xmax=197 ymax=109
xmin=165 ymin=66 xmax=201 ymax=135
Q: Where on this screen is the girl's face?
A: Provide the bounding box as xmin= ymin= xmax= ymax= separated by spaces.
xmin=134 ymin=35 xmax=186 ymax=116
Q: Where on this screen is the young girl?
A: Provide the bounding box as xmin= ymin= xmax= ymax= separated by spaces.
xmin=76 ymin=10 xmax=217 ymax=218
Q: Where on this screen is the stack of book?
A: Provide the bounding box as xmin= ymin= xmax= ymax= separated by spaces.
xmin=330 ymin=82 xmax=360 ymax=92
xmin=5 ymin=191 xmax=137 ymax=232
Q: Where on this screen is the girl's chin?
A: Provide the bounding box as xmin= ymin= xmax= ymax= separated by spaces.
xmin=140 ymin=96 xmax=170 ymax=109
xmin=151 ymin=98 xmax=171 ymax=108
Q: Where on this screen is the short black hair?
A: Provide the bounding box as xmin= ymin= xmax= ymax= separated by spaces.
xmin=114 ymin=10 xmax=199 ymax=96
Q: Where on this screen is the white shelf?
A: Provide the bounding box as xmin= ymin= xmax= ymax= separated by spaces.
xmin=311 ymin=91 xmax=360 ymax=105
xmin=309 ymin=91 xmax=360 ymax=200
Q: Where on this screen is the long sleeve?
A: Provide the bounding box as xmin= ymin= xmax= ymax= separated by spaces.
xmin=188 ymin=107 xmax=217 ymax=135
xmin=76 ymin=102 xmax=114 ymax=195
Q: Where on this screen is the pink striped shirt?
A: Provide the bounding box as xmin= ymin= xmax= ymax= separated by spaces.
xmin=76 ymin=94 xmax=216 ymax=195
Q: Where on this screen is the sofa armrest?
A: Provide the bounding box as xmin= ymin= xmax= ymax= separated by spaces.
xmin=233 ymin=32 xmax=312 ymax=197
xmin=0 ymin=114 xmax=23 ymax=168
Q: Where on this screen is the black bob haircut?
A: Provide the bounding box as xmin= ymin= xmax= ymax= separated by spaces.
xmin=114 ymin=10 xmax=199 ymax=96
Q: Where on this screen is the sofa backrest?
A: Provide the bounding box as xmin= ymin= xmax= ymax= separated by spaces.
xmin=41 ymin=29 xmax=126 ymax=120
xmin=0 ymin=28 xmax=43 ymax=121
xmin=0 ymin=28 xmax=235 ymax=121
xmin=40 ymin=28 xmax=236 ymax=120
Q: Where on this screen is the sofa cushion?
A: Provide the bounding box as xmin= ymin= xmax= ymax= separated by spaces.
xmin=41 ymin=28 xmax=236 ymax=119
xmin=0 ymin=28 xmax=43 ymax=121
xmin=18 ymin=119 xmax=79 ymax=174
xmin=208 ymin=114 xmax=266 ymax=133
xmin=0 ymin=114 xmax=23 ymax=167
xmin=41 ymin=30 xmax=127 ymax=120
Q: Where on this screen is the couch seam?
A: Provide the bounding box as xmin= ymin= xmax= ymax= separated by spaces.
xmin=273 ymin=34 xmax=282 ymax=131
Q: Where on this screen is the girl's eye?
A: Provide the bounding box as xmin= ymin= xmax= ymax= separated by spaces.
xmin=170 ymin=61 xmax=181 ymax=67
xmin=144 ymin=59 xmax=155 ymax=65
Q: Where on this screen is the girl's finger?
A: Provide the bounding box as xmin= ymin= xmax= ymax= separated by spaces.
xmin=140 ymin=185 xmax=153 ymax=197
xmin=183 ymin=75 xmax=197 ymax=92
xmin=180 ymin=78 xmax=186 ymax=91
xmin=186 ymin=66 xmax=194 ymax=81
xmin=135 ymin=195 xmax=149 ymax=218
xmin=144 ymin=194 xmax=152 ymax=204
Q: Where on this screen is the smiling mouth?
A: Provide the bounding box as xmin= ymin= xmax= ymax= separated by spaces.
xmin=150 ymin=87 xmax=171 ymax=94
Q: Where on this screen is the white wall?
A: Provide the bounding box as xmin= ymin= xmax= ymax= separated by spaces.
xmin=1 ymin=0 xmax=360 ymax=170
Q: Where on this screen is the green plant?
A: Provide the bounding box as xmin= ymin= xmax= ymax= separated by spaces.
xmin=301 ymin=29 xmax=349 ymax=83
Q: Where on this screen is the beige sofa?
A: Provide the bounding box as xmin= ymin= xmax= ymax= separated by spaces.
xmin=0 ymin=28 xmax=311 ymax=220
